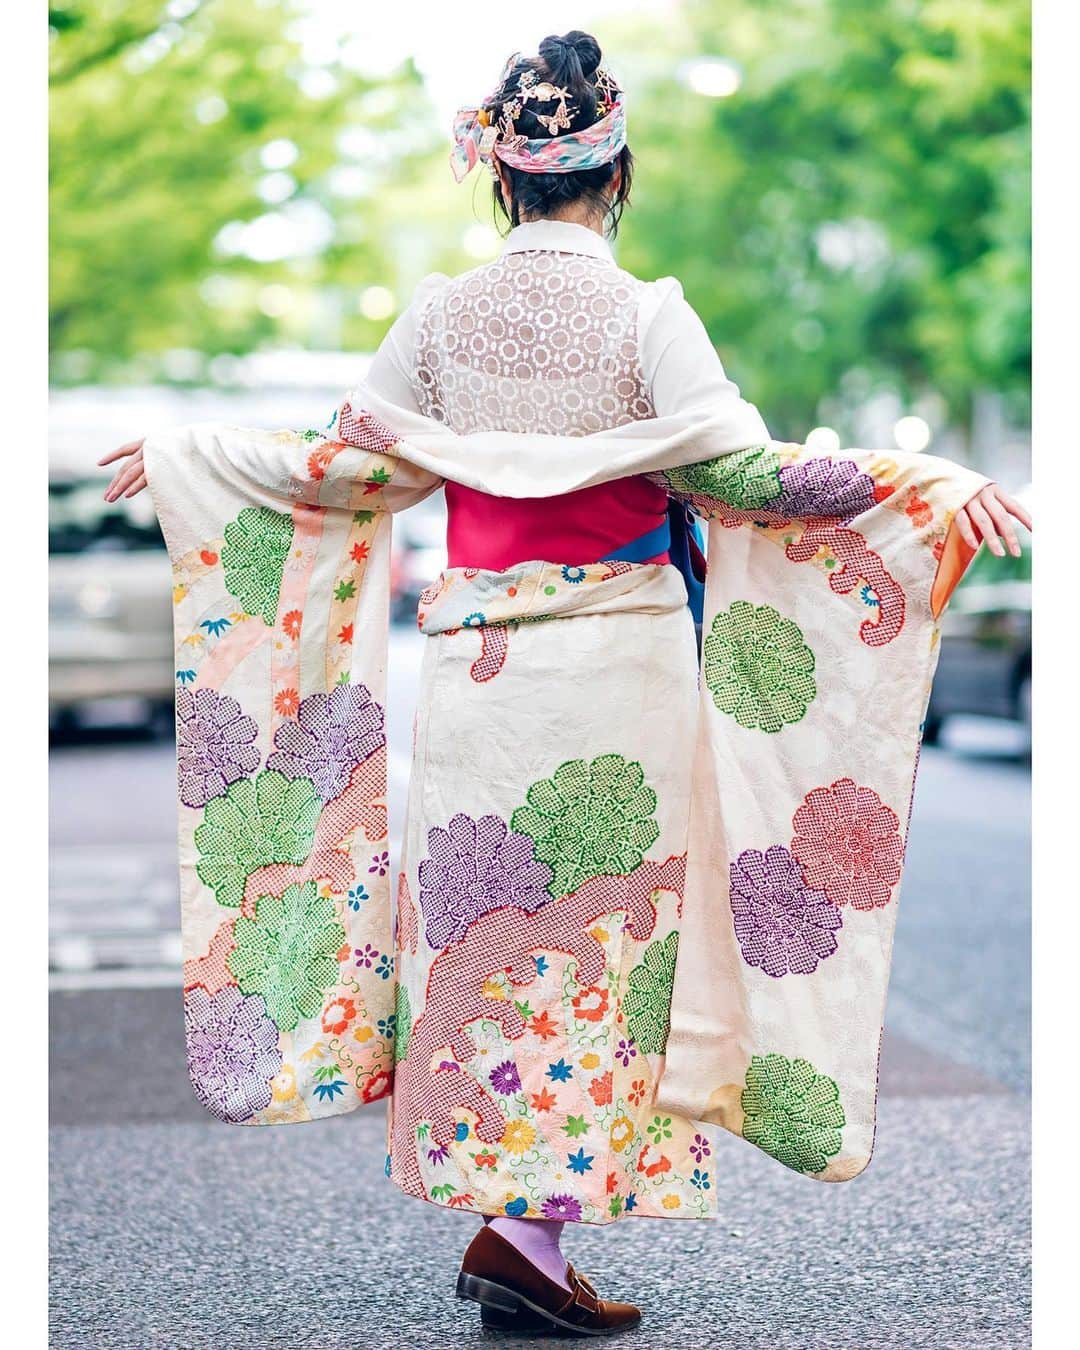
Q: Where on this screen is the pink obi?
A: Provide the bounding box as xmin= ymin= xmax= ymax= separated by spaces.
xmin=445 ymin=476 xmax=671 ymax=571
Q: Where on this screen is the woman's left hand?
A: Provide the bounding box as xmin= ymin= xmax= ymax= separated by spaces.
xmin=99 ymin=438 xmax=148 ymax=502
xmin=952 ymin=484 xmax=1032 ymax=558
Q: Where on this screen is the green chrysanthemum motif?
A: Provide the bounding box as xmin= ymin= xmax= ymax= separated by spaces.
xmin=511 ymin=754 xmax=660 ymax=899
xmin=741 ymin=1052 xmax=846 ymax=1174
xmin=221 ymin=506 xmax=294 ymax=625
xmin=622 ymin=931 xmax=680 ymax=1054
xmin=227 ymin=882 xmax=345 ymax=1032
xmin=394 ymin=984 xmax=411 ymax=1064
xmin=195 ymin=770 xmax=320 ymax=910
xmin=667 ymin=446 xmax=782 ymax=511
xmin=703 ymin=601 xmax=817 ymax=733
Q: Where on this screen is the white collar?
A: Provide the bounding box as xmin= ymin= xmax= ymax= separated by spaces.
xmin=499 ymin=219 xmax=614 ymax=263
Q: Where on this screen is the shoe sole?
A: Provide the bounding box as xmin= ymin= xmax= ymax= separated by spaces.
xmin=479 ymin=1303 xmax=570 ymax=1335
xmin=456 ymin=1270 xmax=639 ymax=1337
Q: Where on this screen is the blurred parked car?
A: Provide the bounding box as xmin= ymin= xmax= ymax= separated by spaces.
xmin=48 ymin=378 xmax=365 ymax=739
xmin=49 ymin=476 xmax=175 ymax=737
xmin=391 ymin=493 xmax=448 ymax=624
xmin=924 ymin=537 xmax=1032 ymax=746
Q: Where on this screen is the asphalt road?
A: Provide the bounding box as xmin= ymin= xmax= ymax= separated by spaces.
xmin=49 ymin=628 xmax=1031 ymax=1348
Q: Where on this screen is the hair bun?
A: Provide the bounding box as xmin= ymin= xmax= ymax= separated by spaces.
xmin=539 ymin=30 xmax=602 ymax=90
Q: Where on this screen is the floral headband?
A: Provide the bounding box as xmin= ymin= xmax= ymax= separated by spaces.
xmin=450 ymin=54 xmax=627 ymax=183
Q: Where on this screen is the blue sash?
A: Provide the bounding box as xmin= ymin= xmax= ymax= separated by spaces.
xmin=604 ymin=503 xmax=707 ymax=628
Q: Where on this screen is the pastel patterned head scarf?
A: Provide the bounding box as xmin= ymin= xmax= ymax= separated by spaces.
xmin=450 ymin=53 xmax=627 ymax=183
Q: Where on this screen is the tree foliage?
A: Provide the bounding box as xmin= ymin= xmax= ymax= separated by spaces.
xmin=50 ymin=0 xmax=1029 ymax=437
xmin=615 ymin=0 xmax=1030 ymax=437
xmin=49 ymin=0 xmax=437 ymax=378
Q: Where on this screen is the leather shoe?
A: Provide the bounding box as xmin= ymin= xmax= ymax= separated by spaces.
xmin=457 ymin=1225 xmax=641 ymax=1336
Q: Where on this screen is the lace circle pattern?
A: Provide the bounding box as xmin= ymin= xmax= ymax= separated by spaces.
xmin=414 ymin=250 xmax=655 ymax=435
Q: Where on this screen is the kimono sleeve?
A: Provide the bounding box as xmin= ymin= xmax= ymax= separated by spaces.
xmin=653 ymin=437 xmax=995 ymax=1177
xmin=141 ymin=408 xmax=440 ymax=1130
xmin=650 ymin=441 xmax=991 ymax=623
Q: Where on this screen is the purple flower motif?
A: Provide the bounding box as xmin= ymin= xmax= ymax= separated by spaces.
xmin=774 ymin=457 xmax=877 ymax=523
xmin=489 ymin=1059 xmax=522 ymax=1096
xmin=541 ymin=1194 xmax=583 ymax=1221
xmin=615 ymin=1037 xmax=637 ymax=1067
xmin=354 ymin=943 xmax=378 ymax=969
xmin=730 ymin=845 xmax=842 ymax=978
xmin=185 ymin=985 xmax=282 ymax=1123
xmin=369 ymin=851 xmax=390 ymax=877
xmin=690 ymin=1132 xmax=712 ymax=1163
xmin=418 ymin=814 xmax=553 ymax=949
xmin=176 ymin=687 xmax=260 ymax=808
xmin=427 ymin=1144 xmax=451 ymax=1165
xmin=267 ymin=682 xmax=385 ymax=802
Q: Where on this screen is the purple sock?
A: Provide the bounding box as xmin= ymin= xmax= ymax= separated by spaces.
xmin=484 ymin=1215 xmax=570 ymax=1290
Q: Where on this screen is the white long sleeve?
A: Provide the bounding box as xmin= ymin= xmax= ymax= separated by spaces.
xmin=638 ymin=277 xmax=771 ymax=436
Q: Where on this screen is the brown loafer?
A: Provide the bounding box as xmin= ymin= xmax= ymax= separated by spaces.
xmin=457 ymin=1225 xmax=642 ymax=1336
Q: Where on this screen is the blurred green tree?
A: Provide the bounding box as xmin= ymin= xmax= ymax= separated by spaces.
xmin=615 ymin=0 xmax=1030 ymax=439
xmin=49 ymin=0 xmax=438 ymax=380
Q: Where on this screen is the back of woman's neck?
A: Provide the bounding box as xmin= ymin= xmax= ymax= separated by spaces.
xmin=520 ymin=209 xmax=606 ymax=236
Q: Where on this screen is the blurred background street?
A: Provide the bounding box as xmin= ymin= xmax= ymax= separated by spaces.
xmin=49 ymin=1 xmax=1030 ymax=1346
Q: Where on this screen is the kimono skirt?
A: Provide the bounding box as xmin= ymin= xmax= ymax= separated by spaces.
xmin=385 ymin=559 xmax=719 ymax=1223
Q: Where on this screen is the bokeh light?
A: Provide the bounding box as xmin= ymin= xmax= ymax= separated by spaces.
xmin=894 ymin=415 xmax=932 ymax=453
xmin=806 ymin=426 xmax=841 ymax=454
xmin=359 ymin=286 xmax=396 ymax=321
xmin=680 ymin=57 xmax=742 ymax=99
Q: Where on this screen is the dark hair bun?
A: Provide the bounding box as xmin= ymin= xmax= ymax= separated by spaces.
xmin=538 ymin=30 xmax=602 ymax=92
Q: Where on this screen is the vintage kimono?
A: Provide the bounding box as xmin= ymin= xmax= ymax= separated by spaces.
xmin=144 ymin=388 xmax=987 ymax=1224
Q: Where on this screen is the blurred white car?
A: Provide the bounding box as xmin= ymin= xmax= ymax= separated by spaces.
xmin=49 ymin=475 xmax=175 ymax=735
xmin=47 ymin=378 xmax=363 ymax=736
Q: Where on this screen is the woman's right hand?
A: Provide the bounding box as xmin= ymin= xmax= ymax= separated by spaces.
xmin=98 ymin=438 xmax=147 ymax=502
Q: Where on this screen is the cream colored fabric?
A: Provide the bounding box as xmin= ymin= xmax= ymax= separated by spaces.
xmin=145 ymin=394 xmax=988 ymax=1206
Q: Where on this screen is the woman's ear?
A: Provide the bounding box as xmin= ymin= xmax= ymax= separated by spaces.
xmin=609 ymin=162 xmax=622 ymax=199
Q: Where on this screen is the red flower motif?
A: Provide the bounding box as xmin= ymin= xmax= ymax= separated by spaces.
xmin=351 ymin=541 xmax=370 ymax=563
xmin=274 ymin=687 xmax=299 ymax=717
xmin=361 ymin=1068 xmax=391 ymax=1103
xmin=531 ymin=1086 xmax=557 ymax=1112
xmin=606 ymin=1170 xmax=618 ymax=1194
xmin=904 ymin=488 xmax=933 ymax=528
xmin=282 ymin=609 xmax=302 ymax=640
xmin=872 ymin=482 xmax=895 ymax=503
xmin=588 ymin=1071 xmax=613 ymax=1107
xmin=790 ymin=776 xmax=903 ymax=910
xmin=337 ymin=623 xmax=354 ymax=645
xmin=336 ymin=942 xmax=351 ymax=963
xmin=474 ymin=1151 xmax=498 ymax=1169
xmin=571 ymin=985 xmax=609 ymax=1023
xmin=322 ymin=996 xmax=357 ymax=1036
xmin=530 ymin=1010 xmax=559 ymax=1041
xmin=306 ymin=445 xmax=340 ymax=481
xmin=636 ymin=1144 xmax=672 ymax=1178
xmin=627 ymin=1078 xmax=647 ymax=1106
